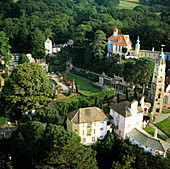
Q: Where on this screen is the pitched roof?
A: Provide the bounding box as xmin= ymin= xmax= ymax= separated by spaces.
xmin=109 ymin=101 xmax=131 ymax=117
xmin=108 ymin=34 xmax=132 ymax=46
xmin=128 ymin=128 xmax=170 ymax=152
xmin=67 ymin=107 xmax=108 ymax=123
xmin=110 ymin=101 xmax=143 ymax=117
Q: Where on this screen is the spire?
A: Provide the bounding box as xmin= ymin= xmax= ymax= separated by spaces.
xmin=135 ymin=36 xmax=140 ymax=57
xmin=136 ymin=36 xmax=140 ymax=46
xmin=158 ymin=44 xmax=165 ymax=58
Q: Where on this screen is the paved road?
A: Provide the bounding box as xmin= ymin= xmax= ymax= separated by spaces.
xmin=154 ymin=113 xmax=170 ymax=123
xmin=49 ymin=74 xmax=69 ymax=92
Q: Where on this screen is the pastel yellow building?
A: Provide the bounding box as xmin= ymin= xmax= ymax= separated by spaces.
xmin=67 ymin=107 xmax=111 ymax=145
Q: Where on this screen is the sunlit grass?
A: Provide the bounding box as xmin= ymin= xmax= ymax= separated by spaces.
xmin=63 ymin=72 xmax=101 ymax=96
xmin=118 ymin=0 xmax=144 ymax=10
xmin=156 ymin=117 xmax=170 ymax=138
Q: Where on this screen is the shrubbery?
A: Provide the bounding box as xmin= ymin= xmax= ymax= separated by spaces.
xmin=71 ymin=68 xmax=99 ymax=82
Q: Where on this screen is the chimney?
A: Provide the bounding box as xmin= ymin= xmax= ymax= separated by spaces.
xmin=154 ymin=128 xmax=158 ymax=139
xmin=152 ymin=47 xmax=154 ymax=52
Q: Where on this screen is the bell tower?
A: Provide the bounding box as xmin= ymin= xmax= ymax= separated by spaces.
xmin=150 ymin=45 xmax=166 ymax=114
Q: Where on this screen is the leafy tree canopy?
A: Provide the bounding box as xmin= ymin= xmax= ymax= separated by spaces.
xmin=1 ymin=63 xmax=51 ymax=119
xmin=0 ymin=31 xmax=12 ymax=66
xmin=9 ymin=121 xmax=98 ymax=169
xmin=18 ymin=54 xmax=30 ymax=64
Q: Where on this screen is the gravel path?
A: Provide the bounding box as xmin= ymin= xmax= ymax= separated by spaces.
xmin=154 ymin=113 xmax=170 ymax=123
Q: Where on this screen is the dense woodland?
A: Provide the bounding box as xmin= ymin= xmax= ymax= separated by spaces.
xmin=0 ymin=0 xmax=170 ymax=75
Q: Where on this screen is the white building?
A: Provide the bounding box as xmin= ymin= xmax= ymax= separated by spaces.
xmin=109 ymin=100 xmax=143 ymax=139
xmin=127 ymin=128 xmax=170 ymax=158
xmin=45 ymin=38 xmax=53 ymax=55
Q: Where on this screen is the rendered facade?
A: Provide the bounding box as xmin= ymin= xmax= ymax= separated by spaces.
xmin=109 ymin=100 xmax=143 ymax=139
xmin=67 ymin=107 xmax=111 ymax=145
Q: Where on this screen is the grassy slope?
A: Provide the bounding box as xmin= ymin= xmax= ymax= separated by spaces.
xmin=118 ymin=0 xmax=144 ymax=9
xmin=63 ymin=73 xmax=101 ymax=96
xmin=156 ymin=117 xmax=170 ymax=138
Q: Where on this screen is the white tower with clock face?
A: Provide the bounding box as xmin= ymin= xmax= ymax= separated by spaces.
xmin=150 ymin=45 xmax=166 ymax=114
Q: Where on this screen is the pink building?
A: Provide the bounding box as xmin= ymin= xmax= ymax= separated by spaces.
xmin=109 ymin=100 xmax=143 ymax=138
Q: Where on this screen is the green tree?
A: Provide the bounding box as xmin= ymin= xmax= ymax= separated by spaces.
xmin=18 ymin=54 xmax=30 ymax=64
xmin=34 ymin=107 xmax=58 ymax=125
xmin=1 ymin=63 xmax=51 ymax=119
xmin=134 ymin=57 xmax=155 ymax=95
xmin=91 ymin=30 xmax=107 ymax=65
xmin=9 ymin=122 xmax=98 ymax=169
xmin=30 ymin=28 xmax=46 ymax=59
xmin=0 ymin=31 xmax=12 ymax=66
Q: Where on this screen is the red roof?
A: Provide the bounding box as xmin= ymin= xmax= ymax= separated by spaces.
xmin=108 ymin=34 xmax=132 ymax=46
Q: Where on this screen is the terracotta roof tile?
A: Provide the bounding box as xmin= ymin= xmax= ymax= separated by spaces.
xmin=108 ymin=34 xmax=132 ymax=46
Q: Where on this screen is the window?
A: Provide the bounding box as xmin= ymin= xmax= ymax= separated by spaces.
xmin=82 ymin=130 xmax=84 ymax=135
xmin=100 ymin=121 xmax=104 ymax=124
xmin=158 ymin=94 xmax=161 ymax=99
xmin=92 ymin=137 xmax=95 ymax=142
xmin=74 ymin=129 xmax=78 ymax=133
xmin=87 ymin=123 xmax=92 ymax=128
xmin=119 ymin=130 xmax=121 ymax=136
xmin=74 ymin=122 xmax=78 ymax=126
xmin=100 ymin=136 xmax=103 ymax=139
xmin=94 ymin=129 xmax=96 ymax=134
xmin=100 ymin=128 xmax=104 ymax=131
xmin=83 ymin=138 xmax=86 ymax=143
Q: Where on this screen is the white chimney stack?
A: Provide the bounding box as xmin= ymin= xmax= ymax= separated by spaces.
xmin=154 ymin=128 xmax=158 ymax=139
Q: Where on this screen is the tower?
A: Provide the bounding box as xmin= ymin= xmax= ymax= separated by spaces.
xmin=135 ymin=36 xmax=140 ymax=57
xmin=45 ymin=38 xmax=52 ymax=55
xmin=150 ymin=45 xmax=166 ymax=114
xmin=113 ymin=27 xmax=118 ymax=37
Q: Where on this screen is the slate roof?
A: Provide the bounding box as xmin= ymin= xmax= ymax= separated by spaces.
xmin=128 ymin=128 xmax=170 ymax=152
xmin=110 ymin=101 xmax=131 ymax=117
xmin=108 ymin=34 xmax=132 ymax=46
xmin=67 ymin=107 xmax=108 ymax=123
xmin=110 ymin=101 xmax=143 ymax=117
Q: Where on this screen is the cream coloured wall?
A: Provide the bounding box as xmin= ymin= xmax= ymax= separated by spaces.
xmin=67 ymin=119 xmax=108 ymax=145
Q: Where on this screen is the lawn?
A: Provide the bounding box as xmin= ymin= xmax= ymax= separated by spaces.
xmin=118 ymin=0 xmax=144 ymax=10
xmin=56 ymin=95 xmax=82 ymax=103
xmin=145 ymin=126 xmax=155 ymax=136
xmin=145 ymin=126 xmax=163 ymax=140
xmin=155 ymin=117 xmax=170 ymax=138
xmin=63 ymin=73 xmax=102 ymax=96
xmin=162 ymin=109 xmax=170 ymax=114
xmin=0 ymin=116 xmax=6 ymax=125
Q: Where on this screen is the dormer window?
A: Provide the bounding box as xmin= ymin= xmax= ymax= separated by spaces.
xmin=118 ymin=37 xmax=122 ymax=43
